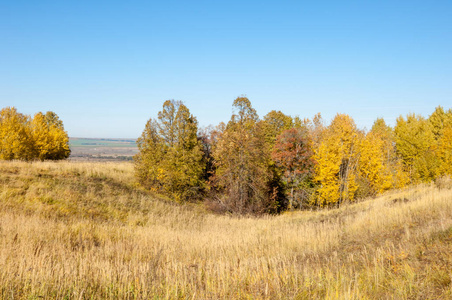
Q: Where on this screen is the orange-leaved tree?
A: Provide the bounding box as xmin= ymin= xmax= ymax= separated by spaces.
xmin=272 ymin=127 xmax=314 ymax=209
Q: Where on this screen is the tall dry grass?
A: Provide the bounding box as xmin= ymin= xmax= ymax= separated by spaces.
xmin=1 ymin=160 xmax=451 ymax=299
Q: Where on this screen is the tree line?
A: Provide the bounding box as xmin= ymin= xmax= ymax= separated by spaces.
xmin=135 ymin=97 xmax=452 ymax=214
xmin=2 ymin=101 xmax=450 ymax=215
xmin=0 ymin=107 xmax=71 ymax=161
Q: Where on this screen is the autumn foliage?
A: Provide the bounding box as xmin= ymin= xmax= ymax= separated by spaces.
xmin=272 ymin=127 xmax=314 ymax=209
xmin=210 ymin=97 xmax=279 ymax=214
xmin=134 ymin=100 xmax=452 ymax=214
xmin=0 ymin=107 xmax=70 ymax=161
xmin=134 ymin=100 xmax=205 ymax=201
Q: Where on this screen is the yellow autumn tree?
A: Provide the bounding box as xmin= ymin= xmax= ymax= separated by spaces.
xmin=426 ymin=106 xmax=452 ymax=178
xmin=135 ymin=119 xmax=165 ymax=191
xmin=313 ymin=136 xmax=341 ymax=206
xmin=428 ymin=106 xmax=452 ymax=140
xmin=368 ymin=118 xmax=409 ymax=190
xmin=436 ymin=125 xmax=452 ymax=176
xmin=313 ymin=114 xmax=360 ymax=206
xmin=0 ymin=107 xmax=70 ymax=161
xmin=357 ymin=131 xmax=392 ymax=196
xmin=0 ymin=107 xmax=34 ymax=160
xmin=31 ymin=111 xmax=71 ymax=160
xmin=394 ymin=113 xmax=436 ymax=182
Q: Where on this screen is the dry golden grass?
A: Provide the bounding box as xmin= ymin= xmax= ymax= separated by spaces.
xmin=1 ymin=160 xmax=452 ymax=299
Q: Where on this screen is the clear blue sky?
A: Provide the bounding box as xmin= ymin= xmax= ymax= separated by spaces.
xmin=1 ymin=0 xmax=451 ymax=138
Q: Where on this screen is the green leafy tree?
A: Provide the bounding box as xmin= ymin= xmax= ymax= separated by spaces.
xmin=135 ymin=100 xmax=205 ymax=201
xmin=261 ymin=110 xmax=293 ymax=148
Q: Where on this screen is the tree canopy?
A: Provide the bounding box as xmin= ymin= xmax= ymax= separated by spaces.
xmin=0 ymin=107 xmax=70 ymax=161
xmin=134 ymin=100 xmax=205 ymax=201
xmin=211 ymin=97 xmax=276 ymax=214
xmin=134 ymin=100 xmax=452 ymax=214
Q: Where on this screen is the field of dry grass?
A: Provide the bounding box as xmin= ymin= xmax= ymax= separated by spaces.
xmin=1 ymin=160 xmax=452 ymax=299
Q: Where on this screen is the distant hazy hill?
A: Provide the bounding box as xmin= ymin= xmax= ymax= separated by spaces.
xmin=69 ymin=138 xmax=137 ymax=148
xmin=69 ymin=138 xmax=138 ymax=161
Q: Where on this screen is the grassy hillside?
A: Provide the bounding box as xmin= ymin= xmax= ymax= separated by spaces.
xmin=1 ymin=161 xmax=452 ymax=299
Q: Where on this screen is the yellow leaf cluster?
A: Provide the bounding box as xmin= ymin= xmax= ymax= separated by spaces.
xmin=32 ymin=112 xmax=70 ymax=160
xmin=314 ymin=140 xmax=340 ymax=205
xmin=314 ymin=114 xmax=412 ymax=206
xmin=436 ymin=126 xmax=452 ymax=176
xmin=313 ymin=114 xmax=360 ymax=206
xmin=358 ymin=132 xmax=392 ymax=194
xmin=0 ymin=107 xmax=70 ymax=161
xmin=0 ymin=107 xmax=34 ymax=160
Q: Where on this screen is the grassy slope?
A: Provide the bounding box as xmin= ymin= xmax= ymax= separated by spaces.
xmin=1 ymin=161 xmax=451 ymax=299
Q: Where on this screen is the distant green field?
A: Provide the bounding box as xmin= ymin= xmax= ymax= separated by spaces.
xmin=69 ymin=138 xmax=137 ymax=148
